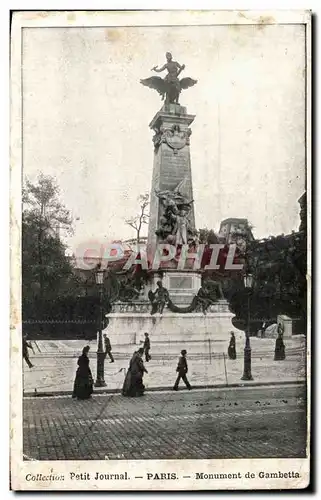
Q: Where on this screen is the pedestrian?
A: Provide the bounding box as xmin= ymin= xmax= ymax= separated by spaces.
xmin=143 ymin=332 xmax=151 ymax=362
xmin=274 ymin=324 xmax=286 ymax=361
xmin=103 ymin=334 xmax=114 ymax=363
xmin=72 ymin=345 xmax=93 ymax=400
xmin=23 ymin=335 xmax=34 ymax=368
xmin=122 ymin=348 xmax=148 ymax=397
xmin=173 ymin=349 xmax=192 ymax=391
xmin=228 ymin=331 xmax=236 ymax=360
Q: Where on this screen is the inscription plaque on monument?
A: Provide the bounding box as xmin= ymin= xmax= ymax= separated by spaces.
xmin=169 ymin=276 xmax=193 ymax=290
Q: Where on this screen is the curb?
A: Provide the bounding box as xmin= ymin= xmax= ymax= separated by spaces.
xmin=23 ymin=379 xmax=305 ymax=398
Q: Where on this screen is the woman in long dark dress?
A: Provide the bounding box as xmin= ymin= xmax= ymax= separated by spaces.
xmin=72 ymin=346 xmax=93 ymax=399
xmin=122 ymin=348 xmax=148 ymax=397
xmin=228 ymin=331 xmax=236 ymax=360
xmin=274 ymin=326 xmax=286 ymax=360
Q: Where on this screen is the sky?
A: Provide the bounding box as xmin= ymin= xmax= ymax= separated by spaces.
xmin=22 ymin=24 xmax=306 ymax=255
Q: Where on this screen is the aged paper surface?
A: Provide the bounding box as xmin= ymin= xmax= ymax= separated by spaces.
xmin=10 ymin=10 xmax=310 ymax=491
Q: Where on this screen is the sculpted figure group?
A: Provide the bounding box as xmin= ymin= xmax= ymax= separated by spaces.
xmin=155 ymin=185 xmax=195 ymax=245
xmin=148 ymin=279 xmax=224 ymax=315
xmin=140 ymin=52 xmax=197 ymax=105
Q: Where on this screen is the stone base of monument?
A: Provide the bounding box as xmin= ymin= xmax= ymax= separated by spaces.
xmin=105 ymin=300 xmax=234 ymax=346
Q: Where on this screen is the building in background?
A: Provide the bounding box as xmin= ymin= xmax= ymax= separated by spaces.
xmin=218 ymin=218 xmax=254 ymax=254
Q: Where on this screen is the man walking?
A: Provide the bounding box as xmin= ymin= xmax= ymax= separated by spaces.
xmin=23 ymin=335 xmax=35 ymax=368
xmin=103 ymin=334 xmax=114 ymax=363
xmin=173 ymin=349 xmax=191 ymax=391
xmin=143 ymin=332 xmax=151 ymax=362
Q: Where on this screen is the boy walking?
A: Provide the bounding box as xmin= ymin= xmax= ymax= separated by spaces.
xmin=173 ymin=349 xmax=191 ymax=391
xmin=103 ymin=334 xmax=114 ymax=363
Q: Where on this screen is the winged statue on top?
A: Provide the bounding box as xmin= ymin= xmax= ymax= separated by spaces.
xmin=140 ymin=52 xmax=197 ymax=105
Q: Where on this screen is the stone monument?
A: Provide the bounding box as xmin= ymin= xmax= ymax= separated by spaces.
xmin=106 ymin=54 xmax=234 ymax=347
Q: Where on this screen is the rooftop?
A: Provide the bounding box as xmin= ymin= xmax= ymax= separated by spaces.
xmin=220 ymin=218 xmax=250 ymax=226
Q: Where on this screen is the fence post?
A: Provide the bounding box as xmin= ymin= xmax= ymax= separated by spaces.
xmin=223 ymin=353 xmax=228 ymax=386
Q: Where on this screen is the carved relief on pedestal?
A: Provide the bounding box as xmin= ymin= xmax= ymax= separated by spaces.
xmin=154 ymin=180 xmax=197 ymax=244
xmin=153 ymin=124 xmax=191 ymax=154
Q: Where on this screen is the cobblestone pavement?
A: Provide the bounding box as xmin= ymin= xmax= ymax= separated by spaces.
xmin=23 ymin=337 xmax=306 ymax=394
xmin=23 ymin=384 xmax=307 ymax=461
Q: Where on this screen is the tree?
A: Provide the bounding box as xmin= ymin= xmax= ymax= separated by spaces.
xmin=125 ymin=193 xmax=149 ymax=243
xmin=198 ymin=227 xmax=220 ymax=244
xmin=22 ymin=174 xmax=74 ymax=301
xmin=229 ymin=231 xmax=307 ymax=335
xmin=22 ymin=214 xmax=72 ymax=299
xmin=23 ymin=173 xmax=73 ymax=235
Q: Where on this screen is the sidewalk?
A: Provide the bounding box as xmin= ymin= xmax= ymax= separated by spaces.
xmin=23 ymin=339 xmax=306 ymax=396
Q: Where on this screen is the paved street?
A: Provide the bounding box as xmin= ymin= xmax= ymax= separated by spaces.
xmin=23 ymin=336 xmax=306 ymax=394
xmin=23 ymin=384 xmax=307 ymax=461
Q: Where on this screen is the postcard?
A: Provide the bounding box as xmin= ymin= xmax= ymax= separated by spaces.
xmin=10 ymin=10 xmax=310 ymax=490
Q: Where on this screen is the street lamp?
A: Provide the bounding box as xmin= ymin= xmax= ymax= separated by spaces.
xmin=95 ymin=265 xmax=106 ymax=387
xmin=241 ymin=272 xmax=254 ymax=381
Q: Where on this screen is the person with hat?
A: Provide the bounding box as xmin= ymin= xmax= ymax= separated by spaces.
xmin=122 ymin=348 xmax=148 ymax=397
xmin=22 ymin=334 xmax=35 ymax=368
xmin=228 ymin=331 xmax=236 ymax=360
xmin=274 ymin=324 xmax=286 ymax=361
xmin=143 ymin=332 xmax=151 ymax=362
xmin=72 ymin=345 xmax=93 ymax=400
xmin=103 ymin=334 xmax=114 ymax=363
xmin=173 ymin=349 xmax=192 ymax=391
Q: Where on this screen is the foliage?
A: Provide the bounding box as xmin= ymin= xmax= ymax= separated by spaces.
xmin=125 ymin=193 xmax=150 ymax=243
xmin=22 ymin=294 xmax=112 ymax=340
xmin=22 ymin=174 xmax=84 ymax=337
xmin=229 ymin=231 xmax=307 ymax=334
xmin=23 ymin=173 xmax=73 ymax=233
xmin=198 ymin=228 xmax=220 ymax=244
xmin=197 ymin=220 xmax=307 ymax=335
xmin=22 ymin=212 xmax=76 ymax=301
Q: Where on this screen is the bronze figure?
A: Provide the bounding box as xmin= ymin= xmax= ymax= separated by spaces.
xmin=140 ymin=52 xmax=197 ymax=104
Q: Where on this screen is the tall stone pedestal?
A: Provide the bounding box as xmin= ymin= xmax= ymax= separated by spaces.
xmin=148 ymin=103 xmax=196 ymax=255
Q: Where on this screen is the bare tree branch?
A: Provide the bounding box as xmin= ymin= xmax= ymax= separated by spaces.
xmin=125 ymin=192 xmax=150 ymax=242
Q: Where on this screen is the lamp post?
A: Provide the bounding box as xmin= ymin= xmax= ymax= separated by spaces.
xmin=241 ymin=272 xmax=254 ymax=381
xmin=95 ymin=265 xmax=106 ymax=387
